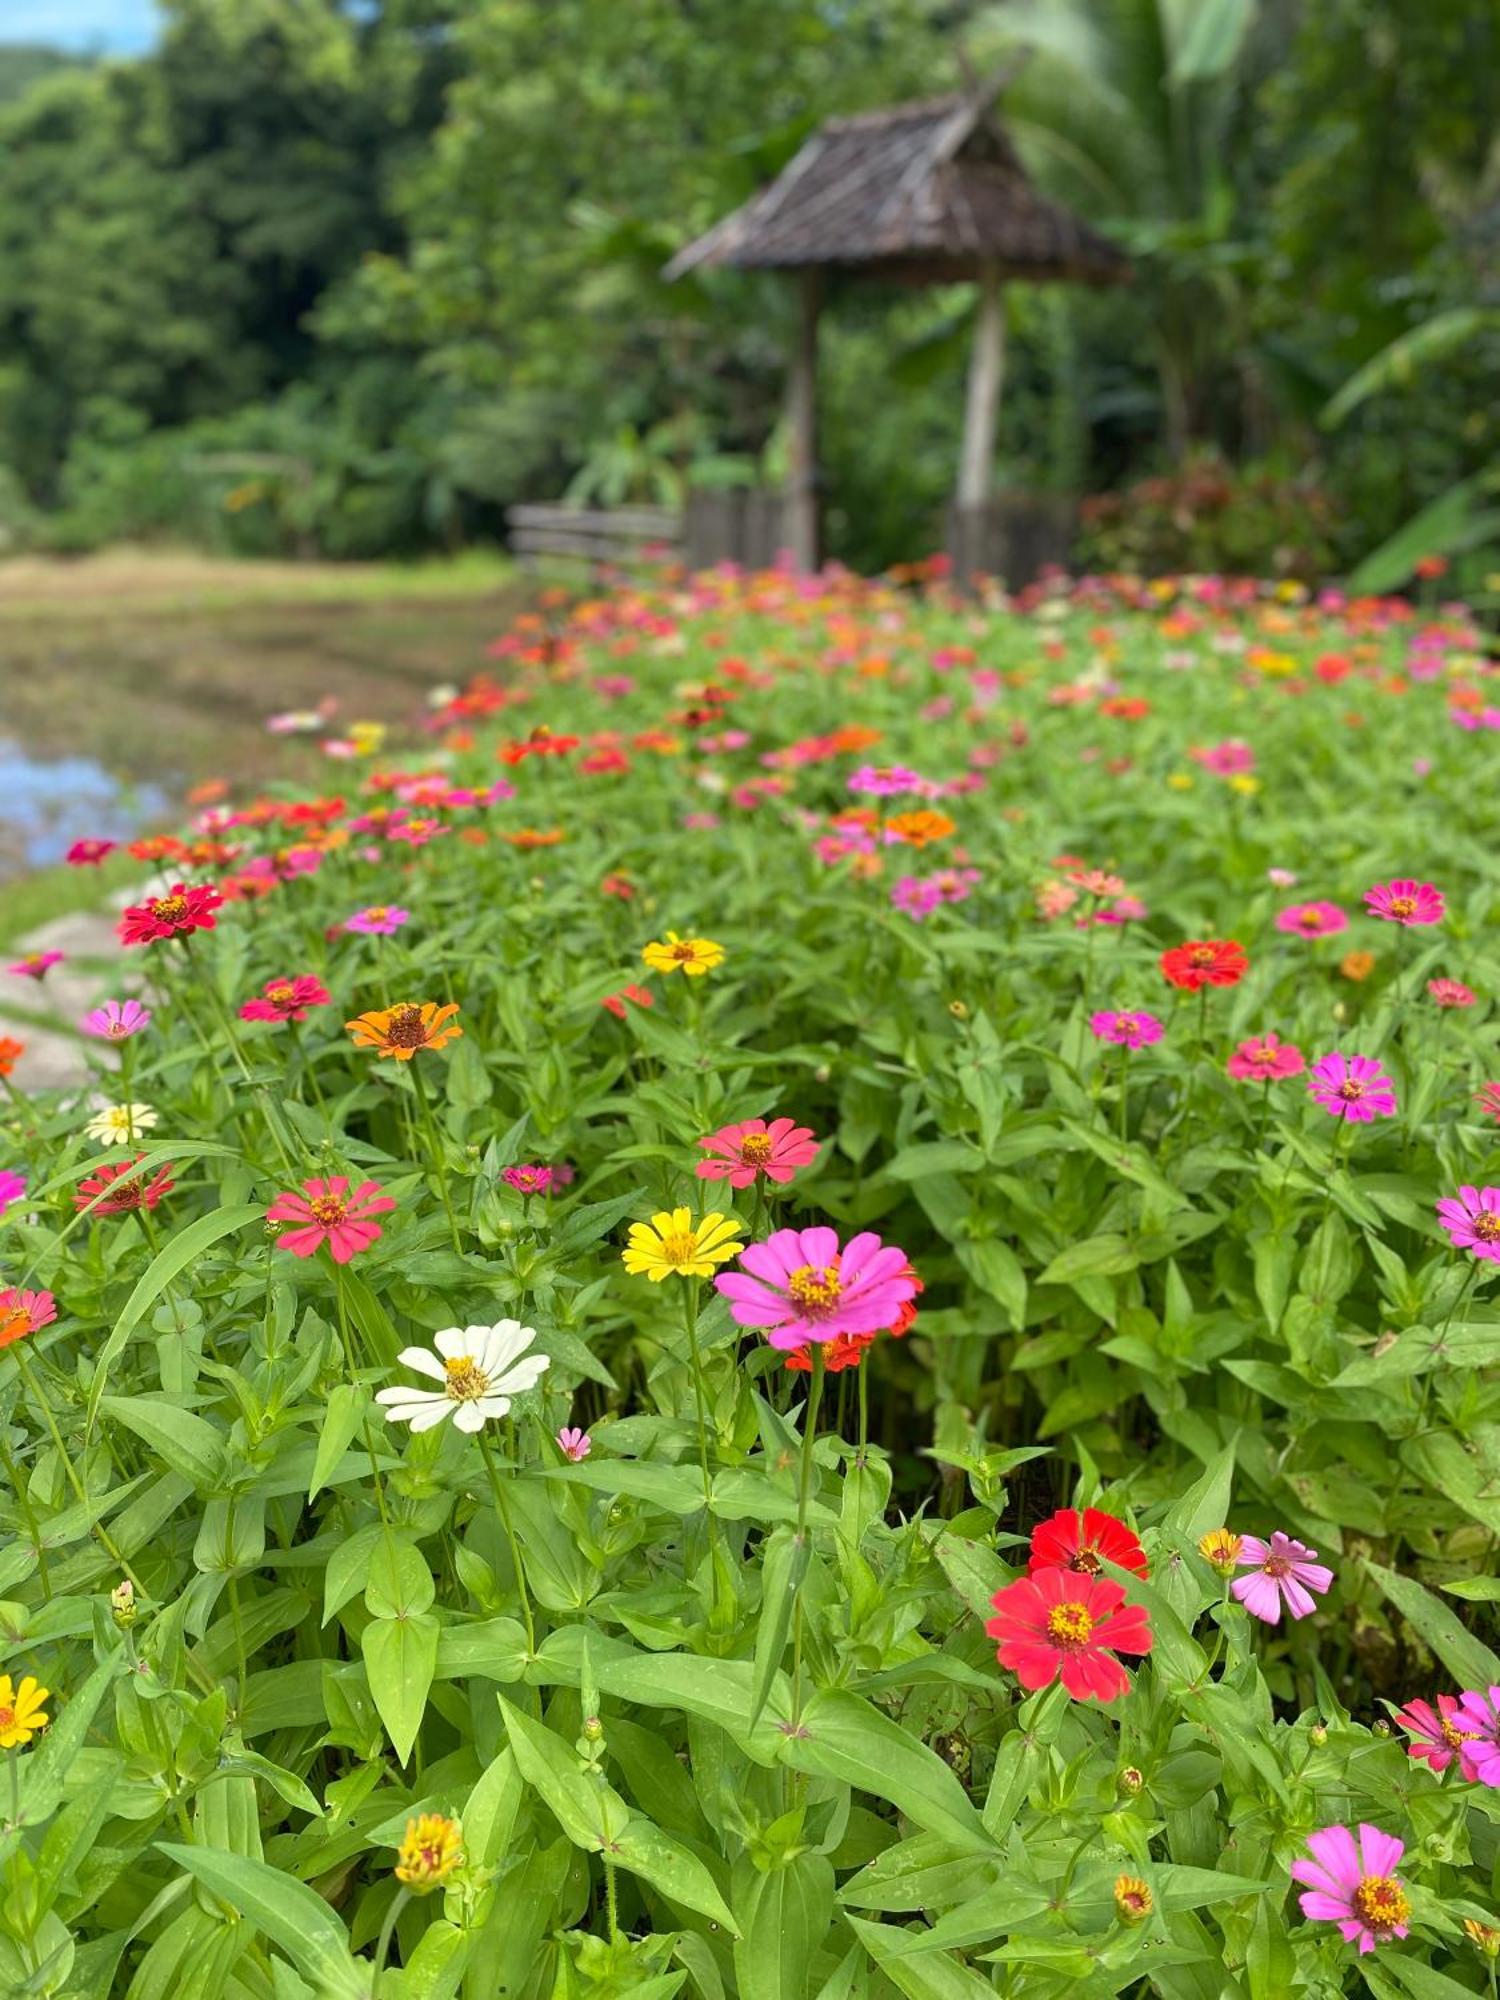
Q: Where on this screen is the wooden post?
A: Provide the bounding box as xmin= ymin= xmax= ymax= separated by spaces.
xmin=783 ymin=268 xmax=821 ymax=571
xmin=956 ymin=262 xmax=1005 ymax=508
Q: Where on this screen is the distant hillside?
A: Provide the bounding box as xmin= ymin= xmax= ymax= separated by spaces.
xmin=0 ymin=45 xmax=89 ymax=107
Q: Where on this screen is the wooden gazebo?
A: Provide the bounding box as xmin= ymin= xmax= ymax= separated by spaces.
xmin=664 ymin=82 xmax=1130 ymax=573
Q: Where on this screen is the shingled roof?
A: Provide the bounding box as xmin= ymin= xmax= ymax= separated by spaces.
xmin=664 ymin=91 xmax=1130 ymax=288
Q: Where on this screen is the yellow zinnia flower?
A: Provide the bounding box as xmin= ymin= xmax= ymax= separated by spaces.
xmin=395 ymin=1813 xmax=464 ymax=1892
xmin=621 ymin=1207 xmax=743 ymax=1281
xmin=641 ymin=932 xmax=725 ymax=978
xmin=0 ymin=1674 xmax=48 ymax=1748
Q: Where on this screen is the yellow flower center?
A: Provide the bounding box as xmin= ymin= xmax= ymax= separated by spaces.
xmin=1353 ymin=1877 xmax=1409 ymax=1931
xmin=1046 ymin=1601 xmax=1094 ymax=1648
xmin=1067 ymin=1549 xmax=1102 ymax=1576
xmin=788 ymin=1263 xmax=842 ymax=1318
xmin=1472 ymin=1214 xmax=1500 ymax=1242
xmin=365 ymin=907 xmax=389 ymax=921
xmin=1387 ymin=896 xmax=1417 ymax=920
xmin=309 ymin=1195 xmax=348 ymax=1227
xmin=0 ymin=1307 xmax=27 ymax=1341
xmin=739 ymin=1134 xmax=773 ymax=1166
xmin=1442 ymin=1718 xmax=1480 ymax=1750
xmin=1336 ymin=1080 xmax=1365 ymax=1101
xmin=385 ymin=1005 xmax=429 ymax=1049
xmin=266 ymin=984 xmax=296 ymax=1005
xmin=657 ymin=1229 xmax=701 ymax=1266
xmin=152 ymin=896 xmax=188 ymax=922
xmin=444 ymin=1356 xmax=489 ymax=1402
xmin=671 ymin=941 xmax=699 ymax=963
xmin=1188 ymin=945 xmax=1217 ymax=967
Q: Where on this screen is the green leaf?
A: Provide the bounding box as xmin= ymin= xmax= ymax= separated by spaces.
xmin=1365 ymin=1560 xmax=1500 ymax=1688
xmin=85 ymin=1204 xmax=263 ymax=1435
xmin=362 ymin=1611 xmax=439 ymax=1765
xmin=1038 ymin=1234 xmax=1137 ymax=1286
xmin=97 ymin=1397 xmax=227 ymax=1491
xmin=1168 ymin=0 xmax=1252 ymax=82
xmin=500 ymin=1693 xmax=626 ymax=1848
xmin=613 ymin=1818 xmax=739 ymax=1934
xmin=734 ymin=1853 xmax=834 ymax=2000
xmin=155 ymin=1844 xmax=365 ymax=1998
xmin=778 ymin=1690 xmax=989 ymax=1851
xmin=311 ymin=1384 xmax=370 ymax=1501
xmin=845 ymin=1916 xmax=996 ymax=2000
xmin=750 ymin=1526 xmax=807 ymax=1728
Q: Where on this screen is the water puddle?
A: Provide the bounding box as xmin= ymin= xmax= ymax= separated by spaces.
xmin=0 ymin=740 xmax=171 ymax=875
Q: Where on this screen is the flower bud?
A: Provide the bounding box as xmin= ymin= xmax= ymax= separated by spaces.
xmin=1117 ymin=1766 xmax=1144 ymax=1797
xmin=1465 ymin=1919 xmax=1500 ymax=1959
xmin=948 ymin=1000 xmax=969 ymax=1020
xmin=1114 ymin=1875 xmax=1152 ymax=1926
xmin=110 ymin=1579 xmax=137 ymax=1629
xmin=1372 ymin=1718 xmax=1391 ymax=1738
xmin=1197 ymin=1527 xmax=1243 ymax=1576
xmin=1309 ymin=1722 xmax=1328 ymax=1747
xmin=395 ymin=1814 xmax=463 ymax=1893
xmin=581 ymin=1715 xmax=604 ymax=1744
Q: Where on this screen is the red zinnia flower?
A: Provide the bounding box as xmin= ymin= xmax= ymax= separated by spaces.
xmin=1159 ymin=939 xmax=1248 ymax=991
xmin=239 ymin=975 xmax=332 ymax=1024
xmin=118 ymin=882 xmax=224 ymax=947
xmin=0 ymin=1289 xmax=55 ymax=1348
xmin=602 ymin=985 xmax=654 ymax=1019
xmin=266 ymin=1177 xmax=395 ymax=1263
xmin=985 ymin=1567 xmax=1153 ymax=1701
xmin=1027 ymin=1506 xmax=1149 ymax=1580
xmin=75 ymin=1157 xmax=175 ymax=1214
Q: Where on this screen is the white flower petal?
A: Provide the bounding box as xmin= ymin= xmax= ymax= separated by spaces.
xmin=403 ymin=1399 xmax=455 ymax=1433
xmin=472 ymin=1394 xmax=513 ymax=1422
xmin=479 ymin=1319 xmax=539 ymax=1376
xmin=451 ymin=1402 xmax=490 ymax=1432
xmin=493 ymin=1354 xmax=549 ymax=1398
xmin=395 ymin=1345 xmax=449 ymax=1383
xmin=432 ymin=1326 xmax=471 ymax=1362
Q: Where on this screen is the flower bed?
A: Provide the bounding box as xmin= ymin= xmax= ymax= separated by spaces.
xmin=5 ymin=562 xmax=1500 ymax=1993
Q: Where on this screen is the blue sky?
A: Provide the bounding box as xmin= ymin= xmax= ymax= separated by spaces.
xmin=0 ymin=0 xmax=157 ymax=52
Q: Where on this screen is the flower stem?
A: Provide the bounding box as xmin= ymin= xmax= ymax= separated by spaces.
xmin=681 ymin=1278 xmax=717 ymax=1541
xmin=478 ymin=1427 xmax=535 ymax=1653
xmin=408 ymin=1058 xmax=463 ymax=1256
xmin=373 ymin=1886 xmax=410 ymax=1988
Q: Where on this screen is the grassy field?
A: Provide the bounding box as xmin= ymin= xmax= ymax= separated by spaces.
xmin=0 ymin=546 xmax=528 ymax=940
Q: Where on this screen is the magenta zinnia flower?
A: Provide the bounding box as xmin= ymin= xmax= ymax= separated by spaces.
xmin=1428 ymin=977 xmax=1475 ymax=1008
xmin=1227 ymin=1033 xmax=1305 ymax=1081
xmin=1365 ymin=878 xmax=1444 ymax=926
xmin=266 ymin=1177 xmax=395 ymax=1263
xmin=344 ymin=905 xmax=411 ymax=936
xmin=1275 ymin=900 xmax=1348 ymax=938
xmin=1436 ymin=1185 xmax=1500 ymax=1261
xmin=1290 ymin=1824 xmax=1409 ymax=1954
xmin=696 ymin=1117 xmax=819 ymax=1188
xmin=556 ymin=1426 xmax=591 ymax=1462
xmin=0 ymin=1170 xmax=26 ymax=1216
xmin=1231 ymin=1531 xmax=1333 ymax=1622
xmin=715 ymin=1226 xmax=918 ymax=1352
xmin=1088 ymin=1010 xmax=1163 ymax=1050
xmin=1307 ymin=1052 xmax=1396 ymax=1121
xmin=82 ymin=999 xmax=151 ymax=1041
xmin=1395 ymin=1695 xmax=1483 ymax=1778
xmin=1450 ymin=1687 xmax=1500 ymax=1786
xmin=7 ymin=952 xmax=62 ymax=981
xmin=239 ymin=975 xmax=331 ymax=1024
xmin=502 ymin=1165 xmax=554 ymax=1195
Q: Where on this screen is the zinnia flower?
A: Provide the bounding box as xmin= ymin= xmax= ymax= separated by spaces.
xmin=1231 ymin=1531 xmax=1333 ymax=1622
xmin=1027 ymin=1506 xmax=1148 ymax=1580
xmin=1159 ymin=940 xmax=1248 ymax=990
xmin=66 ymin=839 xmax=115 ymax=865
xmin=984 ymin=1567 xmax=1153 ymax=1701
xmin=0 ymin=1674 xmax=49 ymax=1748
xmin=240 ymin=975 xmax=331 ymax=1024
xmin=715 ymin=1226 xmax=917 ymax=1351
xmin=75 ymin=1157 xmax=174 ymax=1214
xmin=344 ymin=905 xmax=411 ymax=936
xmin=1088 ymin=1011 xmax=1163 ymax=1050
xmin=1291 ymin=1824 xmax=1409 ymax=1954
xmin=83 ymin=999 xmax=151 ymax=1041
xmin=346 ymin=1001 xmax=462 ymax=1060
xmin=84 ymin=1104 xmax=158 ymax=1146
xmin=557 ymin=1426 xmax=591 ymax=1462
xmin=602 ymin=985 xmax=653 ymax=1019
xmin=1451 ymin=1688 xmax=1500 ymax=1785
xmin=502 ymin=1165 xmax=553 ymax=1195
xmin=7 ymin=952 xmax=61 ymax=981
xmin=395 ymin=1814 xmax=464 ymax=1891
xmin=117 ymin=882 xmax=224 ymax=946
xmin=1114 ymin=1876 xmax=1152 ymax=1925
xmin=622 ymin=1208 xmax=743 ymax=1282
xmin=696 ymin=1117 xmax=819 ymax=1187
xmin=1474 ymin=1083 xmax=1500 ymax=1123
xmin=1227 ymin=1034 xmax=1305 ymax=1081
xmin=0 ymin=1171 xmax=25 ymax=1216
xmin=1365 ymin=879 xmax=1444 ymax=926
xmin=1307 ymin=1052 xmax=1396 ymax=1121
xmin=0 ymin=1289 xmax=55 ymax=1348
xmin=267 ymin=1177 xmax=395 ymax=1262
xmin=1276 ymin=901 xmax=1348 ymax=938
xmin=375 ymin=1321 xmax=549 ymax=1433
xmin=0 ymin=1039 xmax=23 ymax=1078
xmin=1395 ymin=1695 xmax=1483 ymax=1778
xmin=1436 ymin=1185 xmax=1500 ymax=1261
xmin=1429 ymin=978 xmax=1476 ymax=1008
xmin=641 ymin=933 xmax=725 ymax=977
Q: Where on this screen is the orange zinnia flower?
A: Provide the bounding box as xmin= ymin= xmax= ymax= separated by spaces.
xmin=502 ymin=828 xmax=565 ymax=849
xmin=0 ymin=1038 xmax=24 ymax=1077
xmin=884 ymin=809 xmax=956 ymax=849
xmin=346 ymin=1001 xmax=463 ymax=1061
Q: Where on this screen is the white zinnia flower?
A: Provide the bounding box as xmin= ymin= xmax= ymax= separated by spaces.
xmin=375 ymin=1320 xmax=549 ymax=1434
xmin=86 ymin=1104 xmax=158 ymax=1146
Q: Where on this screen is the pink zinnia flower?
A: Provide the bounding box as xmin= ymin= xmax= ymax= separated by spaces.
xmin=1365 ymin=878 xmax=1444 ymax=926
xmin=1069 ymin=868 xmax=1127 ymax=898
xmin=1291 ymin=1824 xmax=1409 ymax=1954
xmin=1275 ymin=900 xmax=1348 ymax=938
xmin=83 ymin=999 xmax=151 ymax=1041
xmin=1474 ymin=1082 xmax=1500 ymax=1123
xmin=1227 ymin=1033 xmax=1305 ymax=1081
xmin=1428 ymin=977 xmax=1475 ymax=1008
xmin=1450 ymin=1687 xmax=1500 ymax=1786
xmin=1436 ymin=1185 xmax=1500 ymax=1261
xmin=1231 ymin=1531 xmax=1333 ymax=1622
xmin=1088 ymin=1011 xmax=1163 ymax=1050
xmin=1394 ymin=1695 xmax=1484 ymax=1778
xmin=66 ymin=839 xmax=116 ymax=866
xmin=266 ymin=1177 xmax=395 ymax=1263
xmin=696 ymin=1117 xmax=819 ymax=1188
xmin=0 ymin=1170 xmax=26 ymax=1215
xmin=0 ymin=1288 xmax=55 ymax=1347
xmin=715 ymin=1227 xmax=918 ymax=1352
xmin=848 ymin=765 xmax=925 ymax=796
xmin=344 ymin=906 xmax=411 ymax=936
xmin=1190 ymin=740 xmax=1254 ymax=777
xmin=557 ymin=1426 xmax=591 ymax=1462
xmin=1267 ymin=868 xmax=1299 ymax=888
xmin=240 ymin=975 xmax=331 ymax=1024
xmin=602 ymin=985 xmax=654 ymax=1019
xmin=7 ymin=952 xmax=62 ymax=981
xmin=1307 ymin=1052 xmax=1396 ymax=1121
xmin=502 ymin=1165 xmax=554 ymax=1196
xmin=1094 ymin=895 xmax=1148 ymax=926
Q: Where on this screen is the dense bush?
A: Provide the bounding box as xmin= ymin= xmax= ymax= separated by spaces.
xmin=4 ymin=563 xmax=1500 ymax=1995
